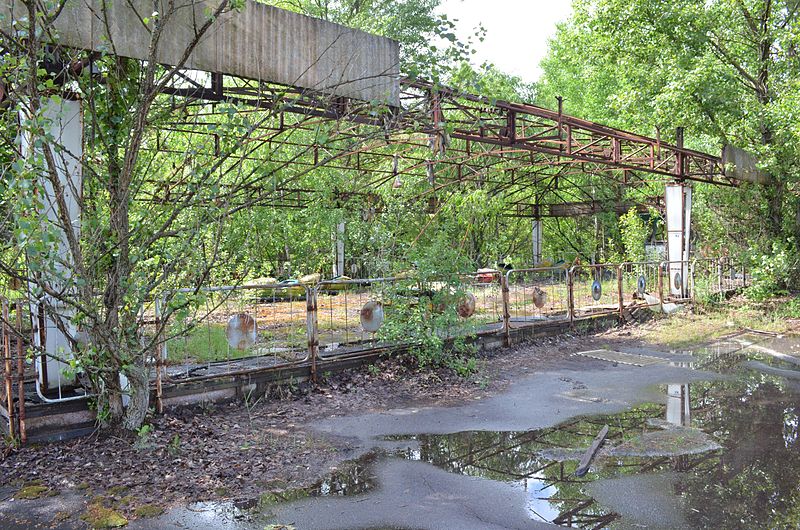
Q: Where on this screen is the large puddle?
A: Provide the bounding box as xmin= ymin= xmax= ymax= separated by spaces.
xmin=211 ymin=332 xmax=800 ymax=529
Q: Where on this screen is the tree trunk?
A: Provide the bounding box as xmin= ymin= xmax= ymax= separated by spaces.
xmin=122 ymin=365 xmax=150 ymax=431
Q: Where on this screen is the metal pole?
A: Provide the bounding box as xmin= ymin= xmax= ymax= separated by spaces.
xmin=501 ymin=274 xmax=511 ymax=347
xmin=617 ymin=265 xmax=624 ymax=322
xmin=16 ymin=301 xmax=26 ymax=443
xmin=567 ymin=268 xmax=575 ymax=326
xmin=306 ymin=287 xmax=319 ymax=384
xmin=2 ymin=300 xmax=14 ymax=439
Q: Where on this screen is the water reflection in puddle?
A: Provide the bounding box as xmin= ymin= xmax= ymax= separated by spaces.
xmin=259 ymin=333 xmax=800 ymax=529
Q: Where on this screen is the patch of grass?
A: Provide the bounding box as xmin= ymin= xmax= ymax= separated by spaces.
xmin=133 ymin=504 xmax=165 ymax=518
xmin=80 ymin=504 xmax=128 ymax=528
xmin=641 ymin=312 xmax=732 ymax=349
xmin=167 ymin=324 xmax=229 ymax=363
xmin=166 ymin=323 xmax=306 ymax=364
xmin=640 ymin=298 xmax=797 ymax=349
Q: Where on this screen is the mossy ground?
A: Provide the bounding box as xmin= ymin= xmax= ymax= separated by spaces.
xmin=80 ymin=503 xmax=128 ymax=528
xmin=15 ymin=484 xmax=50 ymax=500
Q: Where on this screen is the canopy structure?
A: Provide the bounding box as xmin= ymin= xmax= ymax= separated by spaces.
xmin=2 ymin=0 xmax=751 ymax=222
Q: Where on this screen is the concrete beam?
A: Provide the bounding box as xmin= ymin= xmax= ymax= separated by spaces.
xmin=1 ymin=0 xmax=400 ymax=105
xmin=722 ymin=145 xmax=770 ymax=185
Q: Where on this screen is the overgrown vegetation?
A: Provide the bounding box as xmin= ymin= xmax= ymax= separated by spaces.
xmin=1 ymin=0 xmax=799 ymax=432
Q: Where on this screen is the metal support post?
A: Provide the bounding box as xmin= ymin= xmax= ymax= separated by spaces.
xmin=306 ymin=288 xmax=319 ymax=383
xmin=617 ymin=265 xmax=624 ymax=322
xmin=501 ymin=274 xmax=511 ymax=347
xmin=567 ymin=268 xmax=575 ymax=326
xmin=2 ymin=300 xmax=14 ymax=439
xmin=16 ymin=301 xmax=26 ymax=443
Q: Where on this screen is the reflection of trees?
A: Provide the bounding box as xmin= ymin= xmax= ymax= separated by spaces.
xmin=397 ymin=408 xmax=670 ymax=528
xmin=679 ymin=373 xmax=800 ymax=529
xmin=393 ymin=361 xmax=800 ymax=529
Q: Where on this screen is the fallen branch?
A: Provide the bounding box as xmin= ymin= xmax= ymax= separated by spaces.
xmin=575 ymin=424 xmax=609 ymax=477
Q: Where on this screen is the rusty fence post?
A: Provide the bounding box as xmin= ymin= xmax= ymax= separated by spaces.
xmin=15 ymin=301 xmax=26 ymax=443
xmin=501 ymin=273 xmax=511 ymax=347
xmin=2 ymin=299 xmax=14 ymax=440
xmin=617 ymin=265 xmax=624 ymax=323
xmin=306 ymin=287 xmax=319 ymax=384
xmin=154 ymin=296 xmax=164 ymax=415
xmin=567 ymin=267 xmax=575 ymax=326
xmin=658 ymin=262 xmax=665 ymax=305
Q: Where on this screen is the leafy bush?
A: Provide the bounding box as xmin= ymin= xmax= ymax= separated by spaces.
xmin=745 ymin=241 xmax=799 ymax=301
xmin=377 ymin=239 xmax=479 ymax=376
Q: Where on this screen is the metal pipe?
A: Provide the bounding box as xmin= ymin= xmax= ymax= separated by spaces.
xmin=567 ymin=267 xmax=575 ymax=326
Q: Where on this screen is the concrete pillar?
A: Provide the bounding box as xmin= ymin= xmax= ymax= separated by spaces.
xmin=665 ymin=183 xmax=691 ymax=298
xmin=20 ymin=97 xmax=83 ymax=392
xmin=666 ymin=383 xmax=691 ymax=427
xmin=333 ymin=220 xmax=345 ymax=277
xmin=532 ymin=218 xmax=542 ymax=266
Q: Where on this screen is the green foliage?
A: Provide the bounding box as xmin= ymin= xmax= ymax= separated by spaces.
xmin=609 ymin=208 xmax=651 ymax=263
xmin=745 ymin=240 xmax=799 ymax=301
xmin=538 ymin=0 xmax=800 ymax=281
xmin=377 ymin=238 xmax=478 ymax=375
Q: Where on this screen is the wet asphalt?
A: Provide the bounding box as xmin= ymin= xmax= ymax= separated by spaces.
xmin=0 ymin=345 xmax=725 ymax=530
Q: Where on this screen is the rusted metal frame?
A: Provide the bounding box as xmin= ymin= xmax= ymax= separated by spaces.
xmin=167 ymin=75 xmax=730 ymax=187
xmin=2 ymin=299 xmax=14 ymax=439
xmin=162 ymin=283 xmax=316 ymax=371
xmin=446 ymin=128 xmax=725 ymax=183
xmin=15 ymin=301 xmax=26 ymax=443
xmin=568 ymin=133 xmax=613 ymax=158
xmin=165 ymin=88 xmax=389 ymax=129
xmin=412 ymin=81 xmax=727 ymax=182
xmin=618 ymin=141 xmax=650 ymax=162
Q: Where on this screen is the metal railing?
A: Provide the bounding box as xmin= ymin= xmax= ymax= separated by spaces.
xmin=0 ymin=254 xmax=755 ymax=420
xmin=619 ymin=261 xmax=663 ymax=310
xmin=504 ymin=267 xmax=571 ymax=328
xmin=569 ymin=264 xmax=623 ymax=319
xmin=159 ymin=283 xmax=311 ymax=381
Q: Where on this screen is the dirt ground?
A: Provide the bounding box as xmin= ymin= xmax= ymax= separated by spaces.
xmin=0 ymin=309 xmax=772 ymax=523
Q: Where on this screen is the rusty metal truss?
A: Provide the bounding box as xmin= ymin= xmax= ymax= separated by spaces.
xmin=147 ymin=71 xmax=736 ymax=218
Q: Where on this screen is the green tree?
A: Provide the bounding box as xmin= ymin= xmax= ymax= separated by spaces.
xmin=538 ymin=0 xmax=800 ymax=264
